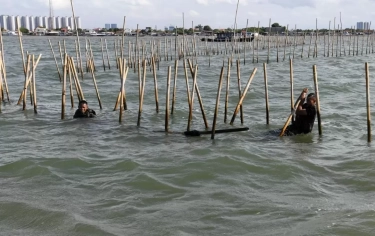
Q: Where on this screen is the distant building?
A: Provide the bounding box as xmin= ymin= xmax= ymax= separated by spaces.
xmin=169 ymin=25 xmax=175 ymax=31
xmin=364 ymin=22 xmax=370 ymax=30
xmin=61 ymin=16 xmax=68 ymax=28
xmin=0 ymin=15 xmax=8 ymax=30
xmin=263 ymin=26 xmax=285 ymax=34
xmin=75 ymin=17 xmax=81 ymax=29
xmin=55 ymin=16 xmax=61 ymax=29
xmin=42 ymin=16 xmax=48 ymax=28
xmin=21 ymin=16 xmax=30 ymax=30
xmin=110 ymin=24 xmax=117 ymax=29
xmin=29 ymin=16 xmax=35 ymax=31
xmin=68 ymin=17 xmax=74 ymax=29
xmin=357 ymin=22 xmax=364 ymax=30
xmin=35 ymin=16 xmax=43 ymax=28
xmin=105 ymin=24 xmax=110 ymax=29
xmin=7 ymin=16 xmax=16 ymax=31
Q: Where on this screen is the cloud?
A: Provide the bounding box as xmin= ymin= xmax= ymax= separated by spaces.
xmin=36 ymin=0 xmax=70 ymax=9
xmin=268 ymin=0 xmax=315 ymax=8
xmin=196 ymin=0 xmax=209 ymax=5
xmin=189 ymin=10 xmax=200 ymax=17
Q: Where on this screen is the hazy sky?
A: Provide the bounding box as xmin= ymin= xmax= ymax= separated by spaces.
xmin=1 ymin=0 xmax=375 ymax=29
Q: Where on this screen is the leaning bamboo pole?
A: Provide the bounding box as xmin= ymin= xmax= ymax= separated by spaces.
xmin=17 ymin=18 xmax=26 ymax=77
xmin=70 ymin=0 xmax=84 ymax=80
xmin=263 ymin=63 xmax=270 ymax=125
xmin=211 ymin=67 xmax=225 ymax=140
xmin=32 ymin=55 xmax=37 ymax=113
xmin=0 ymin=51 xmax=10 ymax=102
xmin=224 ymin=57 xmax=231 ymax=123
xmin=48 ymin=39 xmax=62 ymax=82
xmin=187 ymin=65 xmax=198 ymax=131
xmin=137 ymin=60 xmax=147 ymax=127
xmin=88 ymin=58 xmax=103 ymax=109
xmin=236 ymin=59 xmax=244 ymax=124
xmin=230 ymin=68 xmax=257 ymax=124
xmin=152 ymin=56 xmax=159 ymax=113
xmin=100 ymin=38 xmax=106 ymax=71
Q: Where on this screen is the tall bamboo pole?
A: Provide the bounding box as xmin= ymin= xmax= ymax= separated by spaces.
xmin=236 ymin=59 xmax=244 ymax=124
xmin=48 ymin=39 xmax=62 ymax=82
xmin=70 ymin=0 xmax=84 ymax=80
xmin=365 ymin=62 xmax=371 ymax=142
xmin=211 ymin=67 xmax=225 ymax=140
xmin=313 ymin=65 xmax=322 ymax=135
xmin=187 ymin=65 xmax=198 ymax=131
xmin=224 ymin=57 xmax=231 ymax=123
xmin=88 ymin=57 xmax=103 ymax=109
xmin=61 ymin=54 xmax=67 ymax=119
xmin=165 ymin=66 xmax=171 ymax=132
xmin=152 ymin=56 xmax=159 ymax=113
xmin=137 ymin=60 xmax=147 ymax=126
xmin=263 ymin=63 xmax=270 ymax=125
xmin=171 ymin=59 xmax=178 ymax=114
xmin=32 ymin=55 xmax=37 ymax=113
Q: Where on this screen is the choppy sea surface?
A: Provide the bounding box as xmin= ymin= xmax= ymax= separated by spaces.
xmin=1 ymin=35 xmax=375 ymax=236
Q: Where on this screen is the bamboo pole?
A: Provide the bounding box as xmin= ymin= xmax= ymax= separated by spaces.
xmin=68 ymin=57 xmax=81 ymax=102
xmin=17 ymin=18 xmax=26 ymax=76
xmin=137 ymin=60 xmax=147 ymax=126
xmin=187 ymin=65 xmax=198 ymax=131
xmin=211 ymin=67 xmax=225 ymax=140
xmin=187 ymin=60 xmax=209 ymax=128
xmin=224 ymin=57 xmax=231 ymax=123
xmin=100 ymin=38 xmax=106 ymax=71
xmin=88 ymin=57 xmax=103 ymax=109
xmin=104 ymin=39 xmax=110 ymax=69
xmin=22 ymin=55 xmax=31 ymax=110
xmin=365 ymin=62 xmax=371 ymax=142
xmin=290 ymin=59 xmax=294 ymax=114
xmin=151 ymin=56 xmax=159 ymax=113
xmin=230 ymin=68 xmax=257 ymax=124
xmin=313 ymin=65 xmax=322 ymax=135
xmin=70 ymin=0 xmax=84 ymax=80
xmin=263 ymin=63 xmax=270 ymax=125
xmin=61 ymin=54 xmax=67 ymax=119
xmin=68 ymin=56 xmax=74 ymax=108
xmin=165 ymin=66 xmax=171 ymax=132
xmin=48 ymin=39 xmax=62 ymax=82
xmin=183 ymin=59 xmax=192 ymax=117
xmin=119 ymin=60 xmax=126 ymax=122
xmin=0 ymin=51 xmax=10 ymax=102
xmin=69 ymin=57 xmax=84 ymax=101
xmin=32 ymin=55 xmax=37 ymax=113
xmin=171 ymin=59 xmax=178 ymax=114
xmin=236 ymin=59 xmax=244 ymax=124
xmin=279 ymin=89 xmax=306 ymax=136
xmin=121 ymin=16 xmax=126 ymax=59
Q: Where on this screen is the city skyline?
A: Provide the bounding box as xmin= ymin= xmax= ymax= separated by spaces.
xmin=0 ymin=15 xmax=81 ymax=31
xmin=2 ymin=0 xmax=375 ymax=30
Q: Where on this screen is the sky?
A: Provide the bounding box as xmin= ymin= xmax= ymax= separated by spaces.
xmin=1 ymin=0 xmax=375 ymax=30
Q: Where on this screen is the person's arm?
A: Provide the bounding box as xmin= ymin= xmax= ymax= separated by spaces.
xmin=295 ymin=90 xmax=308 ymax=115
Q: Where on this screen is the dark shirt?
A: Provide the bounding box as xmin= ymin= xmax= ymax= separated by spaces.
xmin=73 ymin=109 xmax=96 ymax=118
xmin=286 ymin=103 xmax=316 ymax=135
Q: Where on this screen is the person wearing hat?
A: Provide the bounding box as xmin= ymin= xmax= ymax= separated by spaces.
xmin=284 ymin=89 xmax=317 ymax=135
xmin=73 ymin=100 xmax=96 ymax=118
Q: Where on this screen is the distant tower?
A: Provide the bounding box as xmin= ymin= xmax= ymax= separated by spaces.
xmin=48 ymin=0 xmax=54 ymax=30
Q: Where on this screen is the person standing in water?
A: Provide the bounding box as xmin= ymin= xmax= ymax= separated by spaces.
xmin=283 ymin=90 xmax=317 ymax=136
xmin=73 ymin=100 xmax=96 ymax=118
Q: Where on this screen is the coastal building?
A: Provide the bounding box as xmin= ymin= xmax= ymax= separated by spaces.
xmin=55 ymin=16 xmax=61 ymax=29
xmin=105 ymin=24 xmax=110 ymax=29
xmin=68 ymin=17 xmax=74 ymax=29
xmin=42 ymin=16 xmax=48 ymax=28
xmin=364 ymin=22 xmax=370 ymax=30
xmin=169 ymin=25 xmax=175 ymax=31
xmin=29 ymin=16 xmax=35 ymax=31
xmin=110 ymin=24 xmax=117 ymax=29
xmin=0 ymin=15 xmax=8 ymax=30
xmin=21 ymin=16 xmax=30 ymax=30
xmin=75 ymin=17 xmax=81 ymax=29
xmin=357 ymin=22 xmax=364 ymax=30
xmin=7 ymin=16 xmax=16 ymax=31
xmin=35 ymin=16 xmax=43 ymax=28
xmin=61 ymin=16 xmax=68 ymax=28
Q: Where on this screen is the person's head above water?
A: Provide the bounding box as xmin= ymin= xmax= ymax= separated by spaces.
xmin=78 ymin=100 xmax=88 ymax=113
xmin=306 ymin=93 xmax=316 ymax=106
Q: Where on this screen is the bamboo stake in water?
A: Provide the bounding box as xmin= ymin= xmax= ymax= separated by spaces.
xmin=104 ymin=39 xmax=110 ymax=69
xmin=17 ymin=18 xmax=26 ymax=76
xmin=313 ymin=65 xmax=322 ymax=135
xmin=152 ymin=56 xmax=159 ymax=113
xmin=61 ymin=54 xmax=67 ymax=119
xmin=32 ymin=55 xmax=37 ymax=113
xmin=236 ymin=60 xmax=244 ymax=124
xmin=22 ymin=55 xmax=31 ymax=110
xmin=70 ymin=0 xmax=84 ymax=80
xmin=100 ymin=38 xmax=106 ymax=71
xmin=121 ymin=16 xmax=126 ymax=59
xmin=137 ymin=60 xmax=147 ymax=126
xmin=365 ymin=62 xmax=371 ymax=142
xmin=187 ymin=65 xmax=198 ymax=131
xmin=224 ymin=57 xmax=231 ymax=123
xmin=263 ymin=63 xmax=270 ymax=125
xmin=230 ymin=68 xmax=257 ymax=124
xmin=290 ymin=59 xmax=294 ymax=115
xmin=211 ymin=67 xmax=225 ymax=140
xmin=171 ymin=60 xmax=178 ymax=114
xmin=88 ymin=57 xmax=103 ymax=109
xmin=165 ymin=66 xmax=171 ymax=132
xmin=48 ymin=39 xmax=62 ymax=82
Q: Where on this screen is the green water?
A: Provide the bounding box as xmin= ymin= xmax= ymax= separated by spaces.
xmin=0 ymin=36 xmax=374 ymax=236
